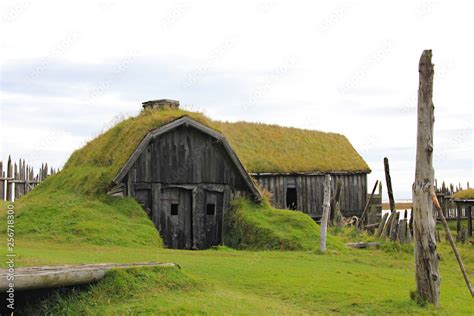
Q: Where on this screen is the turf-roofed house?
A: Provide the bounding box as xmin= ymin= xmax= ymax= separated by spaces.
xmin=108 ymin=99 xmax=370 ymax=250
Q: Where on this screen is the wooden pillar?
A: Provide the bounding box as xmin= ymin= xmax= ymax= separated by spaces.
xmin=320 ymin=174 xmax=331 ymax=253
xmin=412 ymin=50 xmax=440 ymax=307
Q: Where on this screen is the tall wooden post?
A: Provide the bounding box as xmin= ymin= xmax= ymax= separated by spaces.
xmin=412 ymin=50 xmax=440 ymax=307
xmin=384 ymin=157 xmax=396 ymax=214
xmin=320 ymin=174 xmax=331 ymax=253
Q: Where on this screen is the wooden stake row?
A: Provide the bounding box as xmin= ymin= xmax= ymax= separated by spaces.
xmin=0 ymin=156 xmax=58 ymax=201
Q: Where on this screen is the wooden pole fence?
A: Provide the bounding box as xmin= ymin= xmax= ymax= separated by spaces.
xmin=0 ymin=156 xmax=57 ymax=201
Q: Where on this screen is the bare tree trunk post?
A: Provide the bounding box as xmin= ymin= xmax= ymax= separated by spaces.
xmin=412 ymin=50 xmax=440 ymax=307
xmin=320 ymin=174 xmax=331 ymax=253
xmin=384 ymin=157 xmax=396 ymax=214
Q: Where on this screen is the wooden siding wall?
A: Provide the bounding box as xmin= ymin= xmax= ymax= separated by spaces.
xmin=128 ymin=125 xmax=249 ymax=190
xmin=254 ymin=173 xmax=367 ymax=217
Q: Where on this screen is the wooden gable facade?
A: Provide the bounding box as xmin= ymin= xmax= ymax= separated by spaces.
xmin=111 ymin=117 xmax=260 ymax=249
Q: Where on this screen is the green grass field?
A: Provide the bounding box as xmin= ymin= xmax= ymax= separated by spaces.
xmin=1 ymin=196 xmax=474 ymax=314
xmin=6 ymin=238 xmax=474 ymax=315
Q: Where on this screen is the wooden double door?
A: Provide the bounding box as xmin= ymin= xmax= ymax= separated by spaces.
xmin=147 ymin=185 xmax=225 ymax=250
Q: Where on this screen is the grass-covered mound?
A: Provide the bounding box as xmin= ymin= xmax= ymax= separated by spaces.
xmin=225 ymin=198 xmax=345 ymax=251
xmin=3 ymin=186 xmax=161 ymax=247
xmin=16 ymin=266 xmax=197 ymax=315
xmin=454 ymin=189 xmax=474 ymax=199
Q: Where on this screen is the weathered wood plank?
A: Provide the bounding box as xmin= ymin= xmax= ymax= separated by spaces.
xmin=0 ymin=262 xmax=179 ymax=292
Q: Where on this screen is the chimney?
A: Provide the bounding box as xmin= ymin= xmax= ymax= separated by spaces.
xmin=142 ymin=99 xmax=180 ymax=110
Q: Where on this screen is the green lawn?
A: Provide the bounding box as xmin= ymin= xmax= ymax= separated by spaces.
xmin=2 ymin=196 xmax=473 ymax=314
xmin=6 ymin=238 xmax=474 ymax=315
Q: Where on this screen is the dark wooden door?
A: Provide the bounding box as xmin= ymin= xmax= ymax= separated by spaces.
xmin=159 ymin=187 xmax=193 ymax=249
xmin=200 ymin=190 xmax=224 ymax=249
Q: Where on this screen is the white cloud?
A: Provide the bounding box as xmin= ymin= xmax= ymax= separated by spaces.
xmin=1 ymin=0 xmax=473 ymax=198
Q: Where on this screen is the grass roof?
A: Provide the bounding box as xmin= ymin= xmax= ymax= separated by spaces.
xmin=213 ymin=121 xmax=370 ymax=174
xmin=63 ymin=107 xmax=369 ymax=196
xmin=453 ymin=189 xmax=474 ymax=200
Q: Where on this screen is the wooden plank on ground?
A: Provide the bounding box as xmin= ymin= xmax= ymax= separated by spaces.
xmin=0 ymin=262 xmax=179 ymax=292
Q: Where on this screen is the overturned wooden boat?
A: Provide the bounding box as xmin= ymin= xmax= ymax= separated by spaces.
xmin=0 ymin=262 xmax=179 ymax=292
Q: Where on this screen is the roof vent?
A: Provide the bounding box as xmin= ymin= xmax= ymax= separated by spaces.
xmin=142 ymin=99 xmax=180 ymax=110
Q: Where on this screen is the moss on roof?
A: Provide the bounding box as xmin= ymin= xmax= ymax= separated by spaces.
xmin=453 ymin=189 xmax=474 ymax=200
xmin=213 ymin=121 xmax=370 ymax=174
xmin=63 ymin=108 xmax=369 ymax=196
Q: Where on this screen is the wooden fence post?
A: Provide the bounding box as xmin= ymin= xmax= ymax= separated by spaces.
xmin=360 ymin=180 xmax=379 ymax=227
xmin=320 ymin=174 xmax=331 ymax=253
xmin=412 ymin=49 xmax=440 ymax=307
xmin=384 ymin=157 xmax=396 ymax=214
xmin=6 ymin=157 xmax=12 ymax=202
xmin=376 ymin=212 xmax=389 ymax=237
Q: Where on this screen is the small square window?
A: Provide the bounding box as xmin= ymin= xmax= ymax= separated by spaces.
xmin=171 ymin=203 xmax=179 ymax=216
xmin=206 ymin=203 xmax=216 ymax=216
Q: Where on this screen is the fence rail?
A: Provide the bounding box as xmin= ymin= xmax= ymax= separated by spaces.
xmin=0 ymin=156 xmax=57 ymax=202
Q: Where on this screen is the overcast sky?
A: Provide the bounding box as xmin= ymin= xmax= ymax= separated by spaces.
xmin=1 ymin=1 xmax=473 ymax=199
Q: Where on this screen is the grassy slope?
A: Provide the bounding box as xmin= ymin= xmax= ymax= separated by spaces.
xmin=8 ymin=239 xmax=474 ymax=315
xmin=8 ymin=190 xmax=161 ymax=247
xmin=454 ymin=189 xmax=474 ymax=199
xmin=226 ymin=198 xmax=344 ymax=251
